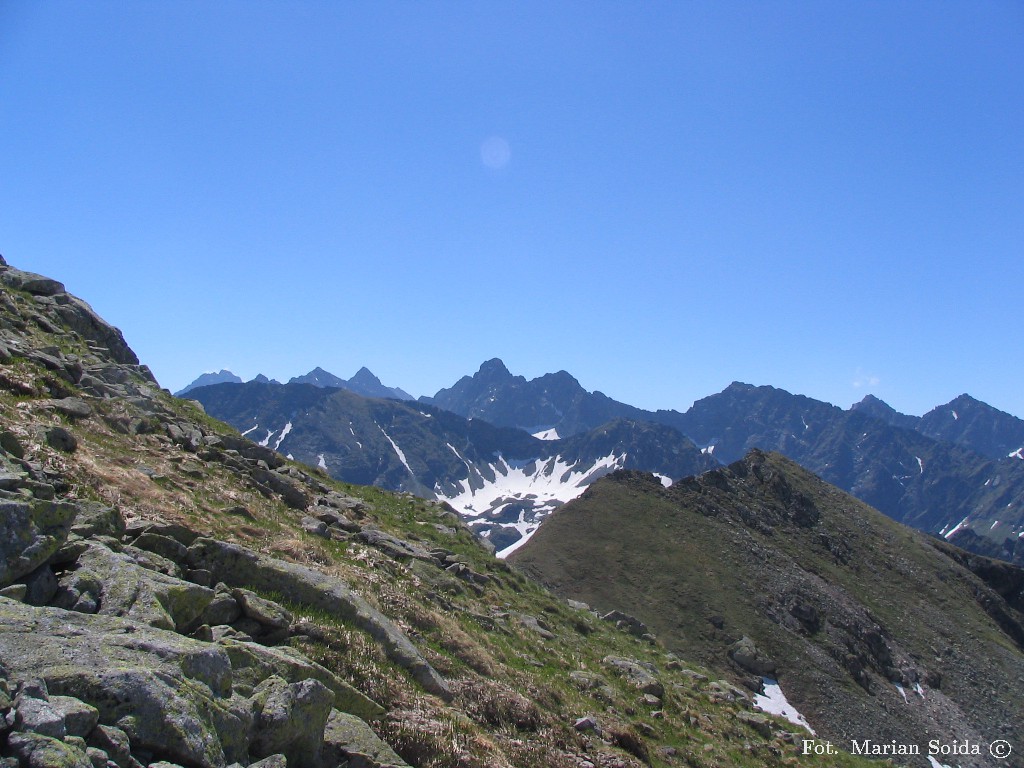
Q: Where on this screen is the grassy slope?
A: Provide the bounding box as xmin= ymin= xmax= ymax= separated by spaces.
xmin=510 ymin=454 xmax=1023 ymax=760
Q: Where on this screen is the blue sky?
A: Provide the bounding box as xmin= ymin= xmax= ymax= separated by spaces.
xmin=2 ymin=2 xmax=1022 ymax=417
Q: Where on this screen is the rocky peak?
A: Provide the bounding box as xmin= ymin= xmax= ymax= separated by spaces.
xmin=349 ymin=366 xmax=383 ymax=388
xmin=475 ymin=357 xmax=513 ymax=380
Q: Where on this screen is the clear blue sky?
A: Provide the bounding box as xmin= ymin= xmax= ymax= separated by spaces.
xmin=2 ymin=2 xmax=1022 ymax=417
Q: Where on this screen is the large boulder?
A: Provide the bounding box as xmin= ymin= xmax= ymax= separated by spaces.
xmin=0 ymin=499 xmax=77 ymax=587
xmin=0 ymin=599 xmax=247 ymax=768
xmin=216 ymin=636 xmax=383 ymax=719
xmin=56 ymin=541 xmax=214 ymax=631
xmin=320 ymin=709 xmax=410 ymax=768
xmin=249 ymin=675 xmax=333 ymax=768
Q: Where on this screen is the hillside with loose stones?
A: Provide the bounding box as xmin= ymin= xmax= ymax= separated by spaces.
xmin=0 ymin=260 xmax=893 ymax=767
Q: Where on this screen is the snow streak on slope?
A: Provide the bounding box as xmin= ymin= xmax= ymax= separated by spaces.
xmin=273 ymin=421 xmax=292 ymax=451
xmin=436 ymin=452 xmax=627 ymax=558
xmin=376 ymin=423 xmax=415 ymax=479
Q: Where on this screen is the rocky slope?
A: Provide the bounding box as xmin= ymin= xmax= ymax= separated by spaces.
xmin=1 ymin=255 xmax=883 ymax=768
xmin=186 ymin=381 xmax=714 ymax=555
xmin=511 ymin=451 xmax=1024 ymax=768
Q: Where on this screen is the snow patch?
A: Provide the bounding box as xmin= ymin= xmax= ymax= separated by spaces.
xmin=944 ymin=516 xmax=970 ymax=540
xmin=928 ymin=757 xmax=953 ymax=768
xmin=916 ymin=456 xmax=924 ymax=474
xmin=259 ymin=429 xmax=274 ymax=448
xmin=242 ymin=424 xmax=259 ymax=437
xmin=532 ymin=427 xmax=561 ymax=441
xmin=376 ymin=423 xmax=415 ymax=478
xmin=317 ymin=454 xmax=327 ymax=470
xmin=951 ymin=409 xmax=959 ymax=420
xmin=1009 ymin=447 xmax=1024 ymax=460
xmin=653 ymin=473 xmax=673 ymax=488
xmin=894 ymin=683 xmax=908 ymax=703
xmin=439 ymin=451 xmax=627 ymax=558
xmin=273 ymin=421 xmax=292 ymax=451
xmin=753 ymin=678 xmax=815 ymax=734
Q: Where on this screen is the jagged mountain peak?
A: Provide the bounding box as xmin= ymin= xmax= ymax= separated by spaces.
xmin=349 ymin=366 xmax=382 ymax=385
xmin=476 ymin=357 xmax=514 ymax=379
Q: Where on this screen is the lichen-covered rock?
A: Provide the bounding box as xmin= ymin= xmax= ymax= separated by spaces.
xmin=4 ymin=731 xmax=92 ymax=768
xmin=216 ymin=636 xmax=383 ymax=719
xmin=68 ymin=502 xmax=126 ymax=541
xmin=249 ymin=675 xmax=333 ymax=768
xmin=49 ymin=695 xmax=99 ymax=738
xmin=0 ymin=499 xmax=77 ymax=587
xmin=86 ymin=724 xmax=132 ymax=768
xmin=57 ymin=541 xmax=214 ymax=631
xmin=0 ymin=599 xmax=242 ymax=768
xmin=320 ymin=709 xmax=410 ymax=768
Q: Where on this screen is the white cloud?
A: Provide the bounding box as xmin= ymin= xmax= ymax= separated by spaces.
xmin=852 ymin=369 xmax=881 ymax=389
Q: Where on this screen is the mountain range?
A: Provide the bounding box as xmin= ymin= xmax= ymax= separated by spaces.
xmin=176 ymin=366 xmax=413 ymax=402
xmin=186 ymin=359 xmax=1024 ymax=565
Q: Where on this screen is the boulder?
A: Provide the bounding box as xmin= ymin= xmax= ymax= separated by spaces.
xmin=49 ymin=695 xmax=100 ymax=738
xmin=45 ymin=426 xmax=78 ymax=452
xmin=4 ymin=731 xmax=92 ymax=768
xmin=14 ymin=694 xmax=67 ymax=739
xmin=356 ymin=528 xmax=438 ymax=564
xmin=601 ymin=656 xmax=664 ymax=698
xmin=86 ymin=724 xmax=132 ymax=768
xmin=320 ymin=709 xmax=410 ymax=768
xmin=0 ymin=499 xmax=77 ymax=587
xmin=20 ymin=564 xmax=58 ymax=606
xmin=58 ymin=541 xmax=214 ymax=631
xmin=600 ymin=610 xmax=648 ymax=637
xmin=215 ymin=637 xmax=383 ymax=719
xmin=728 ymin=636 xmax=777 ymax=676
xmin=249 ymin=675 xmax=333 ymax=768
xmin=48 ymin=398 xmax=93 ymax=420
xmin=0 ymin=600 xmax=248 ymax=768
xmin=68 ymin=502 xmax=126 ymax=540
xmin=0 ymin=268 xmax=66 ymax=296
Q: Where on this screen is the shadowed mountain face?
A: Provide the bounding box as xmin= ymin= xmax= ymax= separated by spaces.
xmin=510 ymin=451 xmax=1024 ymax=767
xmin=420 ymin=358 xmax=663 ymax=438
xmin=673 ymin=383 xmax=1024 ymax=564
